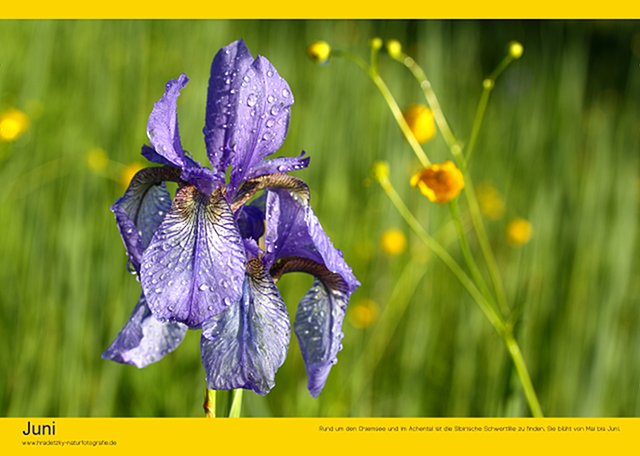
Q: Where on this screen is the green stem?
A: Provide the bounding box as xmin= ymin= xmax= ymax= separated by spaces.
xmin=396 ymin=54 xmax=461 ymax=160
xmin=204 ymin=389 xmax=216 ymax=418
xmin=334 ymin=50 xmax=430 ymax=167
xmin=228 ymin=389 xmax=243 ymax=418
xmin=464 ymin=81 xmax=492 ymax=167
xmin=375 ymin=172 xmax=543 ymax=417
xmin=463 ymin=175 xmax=510 ymax=316
xmin=376 ymin=174 xmax=503 ymax=333
xmin=449 ymin=199 xmax=495 ymax=309
xmin=504 ymin=331 xmax=544 ymax=417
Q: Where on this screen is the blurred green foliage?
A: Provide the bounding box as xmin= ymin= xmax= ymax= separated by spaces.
xmin=0 ymin=20 xmax=638 ymax=417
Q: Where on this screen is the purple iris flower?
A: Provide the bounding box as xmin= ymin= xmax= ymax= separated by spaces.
xmin=102 ymin=40 xmax=359 ymax=397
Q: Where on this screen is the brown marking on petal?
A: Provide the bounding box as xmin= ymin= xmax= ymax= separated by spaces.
xmin=231 ymin=173 xmax=310 ymax=212
xmin=270 ymin=256 xmax=347 ymax=293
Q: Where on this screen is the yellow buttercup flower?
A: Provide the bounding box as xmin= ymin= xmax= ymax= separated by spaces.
xmin=477 ymin=182 xmax=505 ymax=220
xmin=0 ymin=108 xmax=30 ymax=142
xmin=86 ymin=147 xmax=109 ymax=173
xmin=506 ymin=218 xmax=533 ymax=246
xmin=372 ymin=160 xmax=390 ymax=181
xmin=120 ymin=162 xmax=145 ymax=189
xmin=348 ymin=298 xmax=379 ymax=329
xmin=410 ymin=160 xmax=465 ymax=203
xmin=307 ymin=41 xmax=331 ymax=64
xmin=380 ymin=228 xmax=407 ymax=255
xmin=403 ymin=104 xmax=436 ymax=144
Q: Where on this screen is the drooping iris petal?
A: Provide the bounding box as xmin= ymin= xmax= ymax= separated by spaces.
xmin=111 ymin=167 xmax=179 ymax=271
xmin=146 ymin=74 xmax=189 ymax=168
xmin=102 ymin=294 xmax=187 ymax=368
xmin=243 ymin=151 xmax=310 ymax=181
xmin=264 ymin=189 xmax=359 ymax=293
xmin=228 ymin=56 xmax=294 ymax=192
xmin=203 ymin=39 xmax=254 ymax=177
xmin=294 ymin=278 xmax=348 ymax=397
xmin=201 ymin=259 xmax=290 ymax=396
xmin=264 ymin=189 xmax=359 ymax=396
xmin=140 ymin=185 xmax=246 ymax=328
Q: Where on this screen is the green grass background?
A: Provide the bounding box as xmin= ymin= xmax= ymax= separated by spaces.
xmin=0 ymin=20 xmax=638 ymax=417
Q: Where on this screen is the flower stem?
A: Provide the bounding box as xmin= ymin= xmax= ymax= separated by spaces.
xmin=395 ymin=54 xmax=460 ymax=157
xmin=375 ymin=173 xmax=503 ymax=333
xmin=203 ymin=389 xmax=216 ymax=418
xmin=504 ymin=331 xmax=544 ymax=417
xmin=464 ymin=81 xmax=493 ymax=167
xmin=334 ymin=50 xmax=430 ymax=167
xmin=449 ymin=199 xmax=495 ymax=308
xmin=228 ymin=389 xmax=243 ymax=418
xmin=375 ymin=172 xmax=543 ymax=417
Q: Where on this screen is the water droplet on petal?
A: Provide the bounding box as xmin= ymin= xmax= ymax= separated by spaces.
xmin=199 ymin=284 xmax=209 ymax=291
xmin=267 ymin=95 xmax=275 ymax=103
xmin=270 ymin=105 xmax=280 ymax=116
xmin=247 ymin=93 xmax=258 ymax=107
xmin=267 ymin=70 xmax=274 ymax=77
xmin=282 ymin=88 xmax=290 ymax=98
xmin=266 ymin=119 xmax=275 ymax=128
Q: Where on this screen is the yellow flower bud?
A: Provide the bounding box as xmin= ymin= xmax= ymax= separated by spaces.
xmin=0 ymin=108 xmax=30 ymax=142
xmin=372 ymin=160 xmax=390 ymax=182
xmin=307 ymin=40 xmax=331 ymax=64
xmin=403 ymin=104 xmax=436 ymax=144
xmin=370 ymin=37 xmax=383 ymax=51
xmin=506 ymin=218 xmax=533 ymax=246
xmin=86 ymin=147 xmax=109 ymax=173
xmin=120 ymin=162 xmax=145 ymax=189
xmin=386 ymin=40 xmax=402 ymax=59
xmin=348 ymin=298 xmax=379 ymax=329
xmin=380 ymin=228 xmax=407 ymax=256
xmin=410 ymin=160 xmax=465 ymax=204
xmin=509 ymin=41 xmax=524 ymax=59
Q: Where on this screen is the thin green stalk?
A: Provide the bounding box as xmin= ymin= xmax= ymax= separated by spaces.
xmin=464 ymin=80 xmax=493 ymax=167
xmin=395 ymin=54 xmax=461 ymax=160
xmin=449 ymin=199 xmax=495 ymax=309
xmin=375 ymin=169 xmax=543 ymax=417
xmin=375 ymin=172 xmax=503 ymax=333
xmin=228 ymin=388 xmax=243 ymax=418
xmin=334 ymin=50 xmax=430 ymax=167
xmin=504 ymin=332 xmax=544 ymax=417
xmin=463 ymin=175 xmax=510 ymax=316
xmin=204 ymin=389 xmax=216 ymax=418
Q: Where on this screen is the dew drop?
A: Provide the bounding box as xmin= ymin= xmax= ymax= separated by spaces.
xmin=247 ymin=93 xmax=258 ymax=107
xmin=270 ymin=105 xmax=280 ymax=116
xmin=267 ymin=95 xmax=275 ymax=103
xmin=199 ymin=284 xmax=209 ymax=291
xmin=154 ymin=287 xmax=163 ymax=293
xmin=266 ymin=119 xmax=275 ymax=128
xmin=267 ymin=70 xmax=274 ymax=77
xmin=282 ymin=88 xmax=290 ymax=98
xmin=262 ymin=132 xmax=272 ymax=141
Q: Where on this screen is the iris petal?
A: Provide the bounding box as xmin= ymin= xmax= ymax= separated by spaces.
xmin=243 ymin=152 xmax=310 ymax=181
xmin=140 ymin=185 xmax=246 ymax=328
xmin=111 ymin=167 xmax=179 ymax=271
xmin=228 ymin=56 xmax=294 ymax=192
xmin=203 ymin=39 xmax=254 ymax=177
xmin=264 ymin=189 xmax=359 ymax=293
xmin=102 ymin=294 xmax=187 ymax=368
xmin=264 ymin=189 xmax=359 ymax=396
xmin=146 ymin=74 xmax=189 ymax=169
xmin=294 ymin=279 xmax=348 ymax=397
xmin=201 ymin=259 xmax=290 ymax=396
